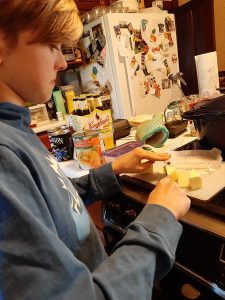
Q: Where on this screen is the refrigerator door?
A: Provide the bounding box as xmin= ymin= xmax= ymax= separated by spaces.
xmin=104 ymin=12 xmax=180 ymax=118
xmin=78 ymin=16 xmax=122 ymax=119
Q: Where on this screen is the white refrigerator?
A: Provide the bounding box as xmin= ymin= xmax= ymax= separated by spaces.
xmin=79 ymin=12 xmax=179 ymax=120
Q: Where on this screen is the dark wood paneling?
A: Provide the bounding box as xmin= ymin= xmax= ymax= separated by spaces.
xmin=174 ymin=0 xmax=215 ymax=95
xmin=76 ymin=0 xmax=178 ymax=13
xmin=75 ymin=0 xmax=109 ymax=13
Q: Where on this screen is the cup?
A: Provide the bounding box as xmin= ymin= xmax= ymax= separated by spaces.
xmin=72 ymin=130 xmax=106 ymax=170
xmin=50 ymin=127 xmax=74 ymax=162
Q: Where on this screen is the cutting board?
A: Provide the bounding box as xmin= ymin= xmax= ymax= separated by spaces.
xmin=124 ymin=162 xmax=225 ymax=201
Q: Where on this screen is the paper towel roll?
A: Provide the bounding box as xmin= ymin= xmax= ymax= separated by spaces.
xmin=136 ymin=113 xmax=169 ymax=147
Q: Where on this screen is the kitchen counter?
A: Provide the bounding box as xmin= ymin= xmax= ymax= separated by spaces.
xmin=121 ymin=180 xmax=225 ymax=239
xmin=59 ymin=127 xmax=197 ymax=178
xmin=59 ymin=127 xmax=225 ymax=298
xmin=32 ymin=119 xmax=66 ymax=133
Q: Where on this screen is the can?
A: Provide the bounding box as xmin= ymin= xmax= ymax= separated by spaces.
xmin=72 ymin=130 xmax=106 ymax=170
xmin=50 ymin=128 xmax=74 ymax=162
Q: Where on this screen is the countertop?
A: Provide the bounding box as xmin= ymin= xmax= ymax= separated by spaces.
xmin=59 ymin=127 xmax=197 ymax=178
xmin=32 ymin=119 xmax=67 ymax=133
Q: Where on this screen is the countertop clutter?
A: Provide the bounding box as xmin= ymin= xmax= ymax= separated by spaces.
xmin=32 ymin=119 xmax=67 ymax=134
xmin=59 ymin=126 xmax=197 ymax=178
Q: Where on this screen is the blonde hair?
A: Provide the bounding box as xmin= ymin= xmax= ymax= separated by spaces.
xmin=0 ymin=0 xmax=83 ymax=46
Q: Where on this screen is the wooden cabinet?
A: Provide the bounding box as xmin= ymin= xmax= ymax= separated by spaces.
xmin=75 ymin=0 xmax=178 ymax=13
xmin=144 ymin=0 xmax=178 ymax=10
xmin=75 ymin=0 xmax=109 ymax=13
xmin=174 ymin=0 xmax=215 ymax=95
xmin=37 ymin=131 xmax=52 ymax=151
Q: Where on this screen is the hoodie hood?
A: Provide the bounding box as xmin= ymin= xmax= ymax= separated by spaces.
xmin=0 ymin=102 xmax=31 ymax=131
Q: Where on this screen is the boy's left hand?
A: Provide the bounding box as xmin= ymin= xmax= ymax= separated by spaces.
xmin=111 ymin=147 xmax=170 ymax=175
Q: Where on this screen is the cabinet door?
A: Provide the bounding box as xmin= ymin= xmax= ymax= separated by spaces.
xmin=175 ymin=0 xmax=215 ymax=95
xmin=37 ymin=132 xmax=51 ymax=151
xmin=75 ymin=1 xmax=109 ymax=13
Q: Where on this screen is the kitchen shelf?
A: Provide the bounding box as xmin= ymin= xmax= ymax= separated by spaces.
xmin=66 ymin=60 xmax=84 ymax=69
xmin=32 ymin=119 xmax=66 ymax=134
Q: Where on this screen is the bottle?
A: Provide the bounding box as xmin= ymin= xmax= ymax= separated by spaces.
xmin=100 ymin=95 xmax=111 ymax=111
xmin=86 ymin=94 xmax=95 ymax=112
xmin=93 ymin=94 xmax=103 ymax=110
xmin=79 ymin=95 xmax=90 ymax=116
xmin=189 ymin=120 xmax=197 ymax=136
xmin=52 ymin=89 xmax=66 ymax=116
xmin=60 ymin=85 xmax=75 ymax=114
xmin=73 ymin=96 xmax=81 ymax=115
xmin=46 ymin=96 xmax=57 ymax=120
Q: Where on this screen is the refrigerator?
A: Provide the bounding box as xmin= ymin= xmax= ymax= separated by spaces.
xmin=79 ymin=12 xmax=179 ymax=120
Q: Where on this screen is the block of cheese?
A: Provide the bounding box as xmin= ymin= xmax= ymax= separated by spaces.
xmin=189 ymin=169 xmax=202 ymax=190
xmin=141 ymin=164 xmax=153 ymax=174
xmin=157 ymin=167 xmax=167 ymax=179
xmin=165 ymin=165 xmax=178 ymax=181
xmin=178 ymin=170 xmax=190 ymax=188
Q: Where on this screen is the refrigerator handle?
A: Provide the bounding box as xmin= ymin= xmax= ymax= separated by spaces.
xmin=124 ymin=57 xmax=136 ymax=116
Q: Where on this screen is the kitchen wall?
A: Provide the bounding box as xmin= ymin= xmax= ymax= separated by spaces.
xmin=214 ymin=0 xmax=225 ymax=71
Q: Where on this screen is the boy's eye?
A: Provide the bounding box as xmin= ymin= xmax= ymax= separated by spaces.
xmin=49 ymin=44 xmax=61 ymax=51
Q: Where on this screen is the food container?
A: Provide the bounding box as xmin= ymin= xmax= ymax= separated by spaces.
xmin=72 ymin=130 xmax=106 ymax=170
xmin=50 ymin=127 xmax=74 ymax=162
xmin=113 ymin=119 xmax=131 ymax=140
xmin=103 ymin=141 xmax=143 ymax=162
xmin=29 ymin=104 xmax=49 ymax=124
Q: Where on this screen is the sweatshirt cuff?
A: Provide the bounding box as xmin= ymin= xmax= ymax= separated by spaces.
xmin=89 ymin=163 xmax=123 ymax=199
xmin=134 ymin=204 xmax=183 ymax=253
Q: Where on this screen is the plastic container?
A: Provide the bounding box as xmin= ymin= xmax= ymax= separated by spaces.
xmin=113 ymin=119 xmax=131 ymax=140
xmin=103 ymin=141 xmax=143 ymax=162
xmin=29 ymin=104 xmax=49 ymax=124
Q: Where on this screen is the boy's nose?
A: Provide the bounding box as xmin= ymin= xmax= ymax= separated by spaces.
xmin=56 ymin=52 xmax=68 ymax=71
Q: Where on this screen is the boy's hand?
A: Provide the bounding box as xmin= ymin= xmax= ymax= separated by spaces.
xmin=111 ymin=147 xmax=170 ymax=175
xmin=148 ymin=176 xmax=191 ymax=220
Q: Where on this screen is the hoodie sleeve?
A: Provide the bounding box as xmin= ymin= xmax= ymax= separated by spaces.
xmin=69 ymin=163 xmax=123 ymax=204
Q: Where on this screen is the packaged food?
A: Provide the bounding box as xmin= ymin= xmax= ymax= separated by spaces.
xmin=72 ymin=130 xmax=106 ymax=170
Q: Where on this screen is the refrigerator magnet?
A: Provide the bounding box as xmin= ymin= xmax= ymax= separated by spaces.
xmin=158 ymin=23 xmax=165 ymax=34
xmin=172 ymin=53 xmax=178 ymax=64
xmin=114 ymin=25 xmax=121 ymax=38
xmin=165 ymin=17 xmax=175 ymax=32
xmin=141 ymin=19 xmax=148 ymax=31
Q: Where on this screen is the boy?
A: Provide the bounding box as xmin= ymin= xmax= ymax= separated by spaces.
xmin=0 ymin=1 xmax=190 ymax=299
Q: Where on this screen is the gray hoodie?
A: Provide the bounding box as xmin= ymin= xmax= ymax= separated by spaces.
xmin=0 ymin=102 xmax=182 ymax=300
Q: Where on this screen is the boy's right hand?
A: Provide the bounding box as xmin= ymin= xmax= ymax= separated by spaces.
xmin=147 ymin=176 xmax=191 ymax=220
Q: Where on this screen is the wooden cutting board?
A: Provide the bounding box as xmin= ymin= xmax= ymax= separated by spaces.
xmin=123 ymin=162 xmax=225 ymax=201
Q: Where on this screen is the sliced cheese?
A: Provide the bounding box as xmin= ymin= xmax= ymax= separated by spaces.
xmin=165 ymin=165 xmax=178 ymax=181
xmin=189 ymin=169 xmax=202 ymax=190
xmin=157 ymin=167 xmax=167 ymax=179
xmin=141 ymin=164 xmax=153 ymax=174
xmin=178 ymin=170 xmax=190 ymax=188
